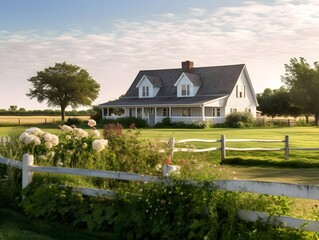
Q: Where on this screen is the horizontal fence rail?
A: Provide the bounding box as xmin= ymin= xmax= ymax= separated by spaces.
xmin=1 ymin=154 xmax=319 ymax=232
xmin=166 ymin=135 xmax=319 ymax=161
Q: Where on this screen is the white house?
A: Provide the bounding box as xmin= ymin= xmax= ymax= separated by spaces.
xmin=99 ymin=61 xmax=258 ymax=126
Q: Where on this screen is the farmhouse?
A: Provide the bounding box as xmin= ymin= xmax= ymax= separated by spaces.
xmin=99 ymin=61 xmax=258 ymax=126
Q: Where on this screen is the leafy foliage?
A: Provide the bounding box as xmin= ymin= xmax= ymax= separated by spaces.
xmin=101 ymin=117 xmax=148 ymax=128
xmin=281 ymin=57 xmax=319 ymax=125
xmin=225 ymin=112 xmax=253 ymax=128
xmin=257 ymin=87 xmax=301 ymax=118
xmin=27 ymin=62 xmax=100 ymax=121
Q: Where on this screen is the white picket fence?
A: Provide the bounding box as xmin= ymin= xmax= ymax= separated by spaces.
xmin=165 ymin=135 xmax=319 ymax=161
xmin=0 ymin=154 xmax=319 ymax=232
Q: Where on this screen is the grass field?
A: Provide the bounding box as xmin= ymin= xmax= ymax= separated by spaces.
xmin=0 ymin=115 xmax=90 ymax=126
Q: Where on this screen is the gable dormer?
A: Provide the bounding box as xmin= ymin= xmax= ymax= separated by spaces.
xmin=174 ymin=72 xmax=202 ymax=97
xmin=136 ymin=75 xmax=162 ymax=98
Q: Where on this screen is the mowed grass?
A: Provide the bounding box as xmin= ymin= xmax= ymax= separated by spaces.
xmin=0 ymin=115 xmax=90 ymax=127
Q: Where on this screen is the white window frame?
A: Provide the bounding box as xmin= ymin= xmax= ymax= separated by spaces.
xmin=142 ymin=86 xmax=149 ymax=97
xmin=181 ymin=84 xmax=190 ymax=96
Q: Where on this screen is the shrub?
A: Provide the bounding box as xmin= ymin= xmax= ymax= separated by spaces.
xmin=225 ymin=112 xmax=253 ymax=128
xmin=66 ymin=117 xmax=82 ymax=126
xmin=102 ymin=123 xmax=165 ymax=175
xmin=101 ymin=117 xmax=148 ymax=128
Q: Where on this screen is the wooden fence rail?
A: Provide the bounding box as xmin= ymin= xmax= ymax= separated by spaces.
xmin=167 ymin=135 xmax=319 ymax=162
xmin=0 ymin=154 xmax=318 ymax=232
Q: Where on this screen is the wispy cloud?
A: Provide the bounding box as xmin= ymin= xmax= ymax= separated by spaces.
xmin=1 ymin=0 xmax=319 ymax=109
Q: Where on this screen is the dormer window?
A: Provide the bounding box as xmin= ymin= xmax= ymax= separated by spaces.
xmin=181 ymin=84 xmax=190 ymax=96
xmin=136 ymin=75 xmax=162 ymax=98
xmin=174 ymin=73 xmax=201 ymax=97
xmin=142 ymin=86 xmax=149 ymax=97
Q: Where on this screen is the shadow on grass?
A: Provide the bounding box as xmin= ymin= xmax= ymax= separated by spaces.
xmin=0 ymin=208 xmax=111 ymax=240
xmin=223 ymin=157 xmax=319 ymax=168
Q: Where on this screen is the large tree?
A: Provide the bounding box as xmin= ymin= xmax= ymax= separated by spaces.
xmin=257 ymin=87 xmax=301 ymax=118
xmin=281 ymin=57 xmax=319 ymax=125
xmin=27 ymin=62 xmax=100 ymax=121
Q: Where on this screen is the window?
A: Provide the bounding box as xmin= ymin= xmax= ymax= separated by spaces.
xmin=142 ymin=86 xmax=149 ymax=97
xmin=236 ymin=85 xmax=246 ymax=98
xmin=181 ymin=84 xmax=190 ymax=96
xmin=230 ymin=108 xmax=237 ymax=113
xmin=129 ymin=109 xmax=133 ymax=117
xmin=163 ymin=108 xmax=169 ymax=117
xmin=212 ymin=108 xmax=221 ymax=117
xmin=182 ymin=108 xmax=191 ymax=116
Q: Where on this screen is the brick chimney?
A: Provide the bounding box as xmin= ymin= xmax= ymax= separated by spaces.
xmin=182 ymin=60 xmax=194 ymax=72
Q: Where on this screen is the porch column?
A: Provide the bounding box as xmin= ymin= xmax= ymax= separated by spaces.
xmin=135 ymin=107 xmax=138 ymax=118
xmin=169 ymin=107 xmax=172 ymax=118
xmin=201 ymin=105 xmax=205 ymax=121
xmin=142 ymin=107 xmax=145 ymax=119
xmin=155 ymin=107 xmax=157 ymax=124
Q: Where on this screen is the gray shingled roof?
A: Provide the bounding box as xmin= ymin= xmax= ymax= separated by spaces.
xmin=183 ymin=72 xmax=202 ymax=86
xmin=100 ymin=63 xmax=245 ymax=106
xmin=144 ymin=75 xmax=162 ymax=87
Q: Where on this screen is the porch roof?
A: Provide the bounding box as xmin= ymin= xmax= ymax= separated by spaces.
xmin=100 ymin=94 xmax=227 ymax=107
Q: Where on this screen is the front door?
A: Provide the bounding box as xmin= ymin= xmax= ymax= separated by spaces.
xmin=145 ymin=108 xmax=156 ymax=126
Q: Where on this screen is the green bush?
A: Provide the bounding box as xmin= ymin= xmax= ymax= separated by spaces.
xmin=102 ymin=123 xmax=165 ymax=175
xmin=66 ymin=117 xmax=82 ymax=126
xmin=225 ymin=112 xmax=253 ymax=128
xmin=101 ymin=117 xmax=148 ymax=128
xmin=19 ymin=178 xmax=317 ymax=239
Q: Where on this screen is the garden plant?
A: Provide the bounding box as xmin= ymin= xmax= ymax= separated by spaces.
xmin=0 ymin=121 xmax=318 ymax=239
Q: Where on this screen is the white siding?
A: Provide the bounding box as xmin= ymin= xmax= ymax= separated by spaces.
xmin=226 ymin=71 xmax=257 ymax=118
xmin=175 ymin=74 xmax=199 ymax=97
xmin=137 ymin=76 xmax=158 ymax=98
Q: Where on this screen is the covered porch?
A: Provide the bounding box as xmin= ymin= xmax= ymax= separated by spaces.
xmin=102 ymin=105 xmax=225 ymax=126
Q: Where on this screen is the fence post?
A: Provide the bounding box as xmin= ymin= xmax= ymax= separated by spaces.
xmin=22 ymin=154 xmax=34 ymax=189
xmin=285 ymin=135 xmax=289 ymax=160
xmin=221 ymin=134 xmax=226 ymax=163
xmin=168 ymin=137 xmax=175 ymax=160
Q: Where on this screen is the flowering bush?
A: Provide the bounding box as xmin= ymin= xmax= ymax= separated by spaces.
xmin=16 ymin=121 xmax=165 ymax=175
xmin=18 ymin=120 xmax=108 ymax=168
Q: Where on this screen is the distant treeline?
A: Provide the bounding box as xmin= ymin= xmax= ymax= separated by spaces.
xmin=0 ymin=109 xmax=93 ymax=116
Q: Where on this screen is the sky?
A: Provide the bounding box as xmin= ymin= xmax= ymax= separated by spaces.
xmin=0 ymin=0 xmax=319 ymax=110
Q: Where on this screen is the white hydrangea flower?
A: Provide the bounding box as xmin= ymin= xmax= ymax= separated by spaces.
xmin=61 ymin=125 xmax=73 ymax=132
xmin=43 ymin=133 xmax=53 ymax=142
xmin=92 ymin=139 xmax=108 ymax=152
xmin=45 ymin=141 xmax=53 ymax=149
xmin=82 ymin=142 xmax=88 ymax=149
xmin=24 ymin=135 xmax=35 ymax=145
xmin=87 ymin=119 xmax=96 ymax=127
xmin=19 ymin=132 xmax=29 ymax=142
xmin=50 ymin=134 xmax=59 ymax=146
xmin=33 ymin=136 xmax=41 ymax=145
xmin=73 ymin=128 xmax=89 ymax=138
xmin=90 ymin=129 xmax=100 ymax=138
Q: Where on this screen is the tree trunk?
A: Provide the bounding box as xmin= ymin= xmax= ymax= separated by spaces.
xmin=61 ymin=106 xmax=66 ymax=122
xmin=304 ymin=114 xmax=309 ymax=123
xmin=315 ymin=113 xmax=319 ymax=126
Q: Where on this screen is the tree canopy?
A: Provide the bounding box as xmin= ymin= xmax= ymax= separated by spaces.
xmin=256 ymin=87 xmax=301 ymax=118
xmin=27 ymin=62 xmax=100 ymax=121
xmin=281 ymin=57 xmax=319 ymax=125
